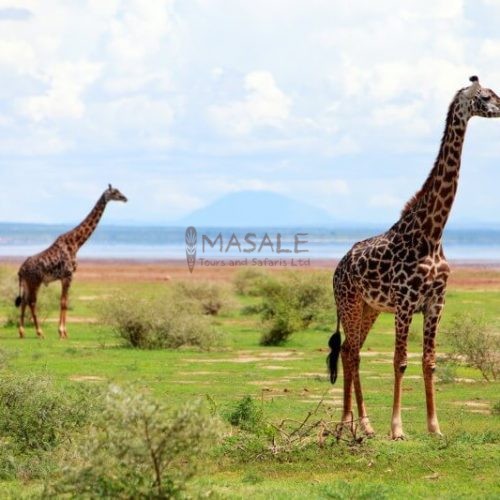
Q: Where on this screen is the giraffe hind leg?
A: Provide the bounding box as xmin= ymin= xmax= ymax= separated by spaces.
xmin=337 ymin=295 xmax=365 ymax=434
xmin=353 ymin=303 xmax=380 ymax=436
xmin=27 ymin=285 xmax=43 ymax=338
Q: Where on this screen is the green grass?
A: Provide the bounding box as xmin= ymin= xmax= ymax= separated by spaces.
xmin=0 ymin=276 xmax=499 ymax=498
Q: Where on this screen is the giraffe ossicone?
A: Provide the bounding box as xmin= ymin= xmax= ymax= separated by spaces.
xmin=328 ymin=76 xmax=500 ymax=440
xmin=15 ymin=185 xmax=127 ymax=339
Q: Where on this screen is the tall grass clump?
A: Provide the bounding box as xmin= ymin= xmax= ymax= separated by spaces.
xmin=259 ymin=272 xmax=331 ymax=345
xmin=49 ymin=387 xmax=221 ymax=498
xmin=100 ymin=293 xmax=223 ymax=350
xmin=443 ymin=312 xmax=499 ymax=381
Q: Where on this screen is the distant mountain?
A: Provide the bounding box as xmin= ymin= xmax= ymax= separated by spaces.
xmin=179 ymin=190 xmax=335 ymax=227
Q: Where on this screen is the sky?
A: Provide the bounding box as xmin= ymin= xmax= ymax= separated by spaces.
xmin=0 ymin=0 xmax=500 ymax=226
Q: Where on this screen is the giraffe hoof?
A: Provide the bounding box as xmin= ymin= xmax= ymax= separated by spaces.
xmin=391 ymin=433 xmax=406 ymax=441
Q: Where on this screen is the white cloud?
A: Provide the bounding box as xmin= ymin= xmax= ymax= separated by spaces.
xmin=372 ymin=102 xmax=431 ymax=136
xmin=19 ymin=61 xmax=101 ymax=121
xmin=0 ymin=39 xmax=35 ymax=73
xmin=209 ymin=70 xmax=291 ymax=135
xmin=107 ymin=0 xmax=174 ymax=63
xmin=99 ymin=95 xmax=175 ymax=150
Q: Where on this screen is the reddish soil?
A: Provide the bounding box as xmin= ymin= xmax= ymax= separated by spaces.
xmin=1 ymin=258 xmax=499 ymax=289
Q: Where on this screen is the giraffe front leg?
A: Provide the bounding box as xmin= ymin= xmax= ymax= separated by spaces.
xmin=391 ymin=309 xmax=413 ymax=440
xmin=423 ymin=301 xmax=444 ymax=436
xmin=58 ymin=278 xmax=71 ymax=339
xmin=29 ymin=302 xmax=43 ymax=338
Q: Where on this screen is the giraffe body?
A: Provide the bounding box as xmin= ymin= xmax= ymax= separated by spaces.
xmin=16 ymin=185 xmax=127 ymax=339
xmin=328 ymin=76 xmax=500 ymax=439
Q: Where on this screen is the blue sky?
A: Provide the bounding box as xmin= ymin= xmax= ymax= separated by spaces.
xmin=0 ymin=0 xmax=499 ymax=226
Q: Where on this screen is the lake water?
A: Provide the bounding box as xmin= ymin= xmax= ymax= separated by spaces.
xmin=0 ymin=223 xmax=499 ymax=262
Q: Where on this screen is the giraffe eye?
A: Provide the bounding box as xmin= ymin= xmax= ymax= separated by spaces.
xmin=480 ymin=95 xmax=491 ymax=102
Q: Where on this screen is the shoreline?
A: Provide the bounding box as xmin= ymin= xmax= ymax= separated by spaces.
xmin=1 ymin=256 xmax=500 ymax=269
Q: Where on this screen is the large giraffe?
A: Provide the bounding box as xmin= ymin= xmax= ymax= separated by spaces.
xmin=327 ymin=76 xmax=500 ymax=440
xmin=15 ymin=184 xmax=127 ymax=339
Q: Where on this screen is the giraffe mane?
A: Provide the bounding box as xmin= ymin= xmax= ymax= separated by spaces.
xmin=400 ymin=90 xmax=461 ymax=217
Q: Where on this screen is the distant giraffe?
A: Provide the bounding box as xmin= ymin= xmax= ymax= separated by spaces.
xmin=15 ymin=184 xmax=127 ymax=339
xmin=327 ymin=76 xmax=500 ymax=439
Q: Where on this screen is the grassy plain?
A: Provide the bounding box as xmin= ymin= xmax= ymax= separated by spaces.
xmin=0 ymin=260 xmax=498 ymax=499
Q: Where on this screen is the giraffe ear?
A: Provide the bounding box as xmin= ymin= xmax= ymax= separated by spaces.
xmin=464 ymin=76 xmax=480 ymax=98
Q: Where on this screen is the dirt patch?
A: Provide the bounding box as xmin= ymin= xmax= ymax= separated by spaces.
xmin=453 ymin=400 xmax=490 ymax=408
xmin=186 ymin=350 xmax=303 ymax=364
xmin=452 ymin=400 xmax=491 ymax=414
xmin=178 ymin=371 xmax=228 ymax=376
xmin=46 ymin=317 xmax=98 ymax=324
xmin=78 ymin=295 xmax=106 ymax=301
xmin=69 ymin=375 xmax=105 ymax=382
xmin=262 ymin=365 xmax=289 ymax=370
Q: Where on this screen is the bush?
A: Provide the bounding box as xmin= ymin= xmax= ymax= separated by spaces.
xmin=49 ymin=387 xmax=221 ymax=498
xmin=0 ymin=375 xmax=97 ymax=453
xmin=100 ymin=293 xmax=224 ymax=350
xmin=443 ymin=313 xmax=499 ymax=381
xmin=233 ymin=268 xmax=269 ymax=296
xmin=0 ymin=375 xmax=100 ymax=481
xmin=0 ymin=266 xmax=60 ymax=328
xmin=259 ymin=272 xmax=331 ymax=345
xmin=225 ymin=395 xmax=264 ymax=432
xmin=173 ymin=281 xmax=234 ymax=315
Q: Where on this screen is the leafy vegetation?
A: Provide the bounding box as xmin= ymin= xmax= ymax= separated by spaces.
xmin=100 ymin=293 xmax=223 ymax=350
xmin=0 ymin=264 xmax=497 ymax=498
xmin=258 ymin=272 xmax=331 ymax=345
xmin=48 ymin=389 xmax=220 ymax=499
xmin=443 ymin=312 xmax=499 ymax=381
xmin=173 ymin=280 xmax=234 ymax=315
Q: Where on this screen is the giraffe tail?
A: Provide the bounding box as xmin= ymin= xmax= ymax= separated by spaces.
xmin=326 ymin=314 xmax=342 ymax=384
xmin=15 ymin=279 xmax=23 ymax=307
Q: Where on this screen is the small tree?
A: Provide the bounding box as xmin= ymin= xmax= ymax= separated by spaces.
xmin=49 ymin=387 xmax=221 ymax=498
xmin=443 ymin=313 xmax=499 ymax=381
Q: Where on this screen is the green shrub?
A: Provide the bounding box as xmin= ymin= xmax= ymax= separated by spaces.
xmin=101 ymin=293 xmax=223 ymax=350
xmin=173 ymin=281 xmax=234 ymax=315
xmin=259 ymin=272 xmax=331 ymax=345
xmin=0 ymin=375 xmax=100 ymax=481
xmin=443 ymin=313 xmax=499 ymax=381
xmin=0 ymin=375 xmax=97 ymax=453
xmin=233 ymin=268 xmax=269 ymax=296
xmin=49 ymin=387 xmax=220 ymax=498
xmin=225 ymin=395 xmax=264 ymax=432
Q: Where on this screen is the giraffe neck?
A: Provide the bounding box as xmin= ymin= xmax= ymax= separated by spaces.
xmin=68 ymin=194 xmax=108 ymax=250
xmin=400 ymin=98 xmax=469 ymax=243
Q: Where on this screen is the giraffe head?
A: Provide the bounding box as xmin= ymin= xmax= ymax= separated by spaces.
xmin=104 ymin=184 xmax=128 ymax=203
xmin=461 ymin=76 xmax=500 ymax=118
